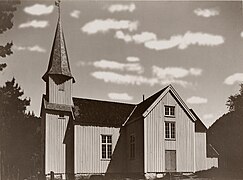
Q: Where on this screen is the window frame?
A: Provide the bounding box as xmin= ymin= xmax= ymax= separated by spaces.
xmin=164 ymin=105 xmax=175 ymax=117
xmin=130 ymin=134 xmax=136 ymax=160
xmin=165 ymin=121 xmax=176 ymax=140
xmin=101 ymin=135 xmax=112 ymax=160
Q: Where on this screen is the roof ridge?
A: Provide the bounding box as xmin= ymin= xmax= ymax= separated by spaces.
xmin=72 ymin=96 xmax=136 ymax=106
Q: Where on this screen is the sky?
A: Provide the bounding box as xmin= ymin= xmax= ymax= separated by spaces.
xmin=1 ymin=0 xmax=243 ymax=127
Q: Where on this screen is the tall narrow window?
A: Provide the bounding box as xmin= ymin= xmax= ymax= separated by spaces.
xmin=164 ymin=106 xmax=175 ymax=117
xmin=101 ymin=135 xmax=112 ymax=160
xmin=130 ymin=134 xmax=135 ymax=159
xmin=165 ymin=122 xmax=176 ymax=140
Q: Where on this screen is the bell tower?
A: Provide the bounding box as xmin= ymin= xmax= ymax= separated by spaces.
xmin=41 ymin=1 xmax=75 ymax=178
xmin=42 ymin=0 xmax=75 ymax=106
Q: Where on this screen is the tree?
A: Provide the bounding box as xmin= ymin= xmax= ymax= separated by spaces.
xmin=0 ymin=0 xmax=20 ymax=71
xmin=208 ymin=83 xmax=243 ymax=170
xmin=0 ymin=78 xmax=41 ymax=179
xmin=226 ymin=83 xmax=243 ymax=112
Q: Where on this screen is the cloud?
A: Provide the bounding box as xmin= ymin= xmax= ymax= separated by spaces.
xmin=194 ymin=8 xmax=219 ymax=18
xmin=152 ymin=66 xmax=202 ymax=79
xmin=115 ymin=31 xmax=224 ymax=50
xmin=190 ymin=68 xmax=202 ymax=76
xmin=91 ymin=71 xmax=158 ymax=86
xmin=14 ymin=45 xmax=46 ymax=53
xmin=224 ymin=73 xmax=243 ymax=85
xmin=93 ymin=59 xmax=143 ymax=73
xmin=81 ymin=19 xmax=138 ymax=35
xmin=186 ymin=96 xmax=208 ymax=104
xmin=126 ymin=56 xmax=140 ymax=62
xmin=91 ymin=71 xmax=191 ymax=87
xmin=108 ymin=92 xmax=133 ymax=101
xmin=107 ymin=3 xmax=136 ymax=13
xmin=115 ymin=31 xmax=157 ymax=44
xmin=70 ymin=10 xmax=80 ymax=18
xmin=178 ymin=31 xmax=224 ymax=49
xmin=76 ymin=59 xmax=143 ymax=73
xmin=19 ymin=20 xmax=49 ymax=28
xmin=24 ymin=4 xmax=54 ymax=16
xmin=241 ymin=32 xmax=243 ymax=38
xmin=145 ymin=31 xmax=224 ymax=50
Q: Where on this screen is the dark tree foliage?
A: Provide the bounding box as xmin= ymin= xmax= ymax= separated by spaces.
xmin=226 ymin=84 xmax=243 ymax=112
xmin=0 ymin=0 xmax=20 ymax=71
xmin=207 ymin=84 xmax=243 ymax=171
xmin=0 ymin=78 xmax=41 ymax=180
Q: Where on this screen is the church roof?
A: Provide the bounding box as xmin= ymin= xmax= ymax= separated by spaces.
xmin=126 ymin=86 xmax=168 ymax=122
xmin=42 ymin=16 xmax=74 ymax=82
xmin=73 ymin=97 xmax=135 ymax=127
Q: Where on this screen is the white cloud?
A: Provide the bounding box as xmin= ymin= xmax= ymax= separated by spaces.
xmin=224 ymin=73 xmax=243 ymax=85
xmin=132 ymin=32 xmax=157 ymax=44
xmin=91 ymin=71 xmax=158 ymax=86
xmin=70 ymin=10 xmax=80 ymax=18
xmin=241 ymin=32 xmax=243 ymax=38
xmin=108 ymin=3 xmax=136 ymax=13
xmin=14 ymin=45 xmax=46 ymax=53
xmin=152 ymin=66 xmax=202 ymax=79
xmin=186 ymin=96 xmax=208 ymax=104
xmin=115 ymin=31 xmax=157 ymax=44
xmin=115 ymin=30 xmax=224 ymax=50
xmin=178 ymin=31 xmax=224 ymax=49
xmin=82 ymin=19 xmax=138 ymax=35
xmin=126 ymin=56 xmax=140 ymax=62
xmin=91 ymin=71 xmax=191 ymax=87
xmin=24 ymin=4 xmax=54 ymax=16
xmin=194 ymin=8 xmax=219 ymax=18
xmin=28 ymin=45 xmax=46 ymax=52
xmin=145 ymin=35 xmax=181 ymax=50
xmin=115 ymin=31 xmax=133 ymax=42
xmin=190 ymin=68 xmax=202 ymax=76
xmin=153 ymin=66 xmax=189 ymax=79
xmin=108 ymin=92 xmax=133 ymax=101
xmin=93 ymin=59 xmax=143 ymax=73
xmin=19 ymin=20 xmax=49 ymax=28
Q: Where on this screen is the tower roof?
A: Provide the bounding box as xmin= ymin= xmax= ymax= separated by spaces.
xmin=42 ymin=11 xmax=74 ymax=82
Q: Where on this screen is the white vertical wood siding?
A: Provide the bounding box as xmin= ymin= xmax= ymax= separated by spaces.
xmin=145 ymin=91 xmax=195 ymax=173
xmin=74 ymin=126 xmax=120 ymax=174
xmin=49 ymin=77 xmax=72 ymax=105
xmin=206 ymin=158 xmax=218 ymax=169
xmin=45 ymin=113 xmax=69 ymax=174
xmin=195 ymin=133 xmax=207 ymax=171
xmin=195 ymin=132 xmax=218 ymax=171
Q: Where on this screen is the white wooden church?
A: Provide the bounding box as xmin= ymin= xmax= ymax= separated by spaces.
xmin=40 ymin=5 xmax=218 ymax=180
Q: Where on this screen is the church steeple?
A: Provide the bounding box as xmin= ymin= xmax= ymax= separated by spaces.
xmin=42 ymin=0 xmax=75 ymax=83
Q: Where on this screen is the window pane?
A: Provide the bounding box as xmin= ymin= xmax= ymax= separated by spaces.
xmin=107 ymin=135 xmax=112 ymax=143
xmin=170 ymin=107 xmax=175 ymax=116
xmin=165 ymin=106 xmax=170 ymax=116
xmin=171 ymin=123 xmax=175 ymax=139
xmin=165 ymin=122 xmax=170 ymax=138
xmin=102 ymin=135 xmax=106 ymax=143
xmin=102 ymin=145 xmax=106 ymax=159
xmin=107 ymin=145 xmax=112 ymax=158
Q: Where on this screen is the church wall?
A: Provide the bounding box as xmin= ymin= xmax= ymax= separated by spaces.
xmin=144 ymin=91 xmax=195 ymax=173
xmin=74 ymin=126 xmax=121 ymax=174
xmin=49 ymin=77 xmax=72 ymax=105
xmin=45 ymin=113 xmax=69 ymax=175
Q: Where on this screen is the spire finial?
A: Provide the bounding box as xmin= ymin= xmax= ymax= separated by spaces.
xmin=55 ymin=0 xmax=61 ymax=19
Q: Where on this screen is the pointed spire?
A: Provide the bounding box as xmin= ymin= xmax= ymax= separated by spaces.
xmin=42 ymin=0 xmax=75 ymax=83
